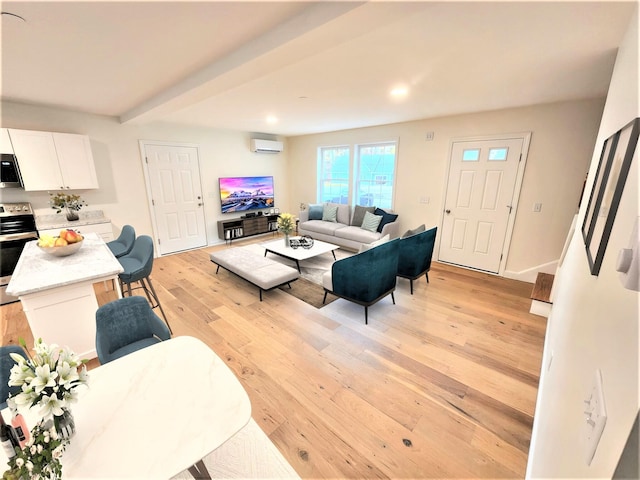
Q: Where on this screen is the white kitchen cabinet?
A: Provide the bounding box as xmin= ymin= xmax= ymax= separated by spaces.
xmin=8 ymin=128 xmax=99 ymax=191
xmin=40 ymin=222 xmax=114 ymax=243
xmin=0 ymin=128 xmax=14 ymax=154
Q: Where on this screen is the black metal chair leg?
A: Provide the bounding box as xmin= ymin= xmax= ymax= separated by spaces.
xmin=323 ymin=291 xmax=328 ymax=304
xmin=144 ymin=276 xmax=172 ymax=334
xmin=391 ymin=292 xmax=396 ymax=305
xmin=426 ymin=271 xmax=430 ymax=283
xmin=364 ymin=306 xmax=368 ymax=325
xmin=410 ymin=279 xmax=414 ymax=295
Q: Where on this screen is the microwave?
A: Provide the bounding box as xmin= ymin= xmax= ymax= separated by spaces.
xmin=0 ymin=154 xmax=24 ymax=188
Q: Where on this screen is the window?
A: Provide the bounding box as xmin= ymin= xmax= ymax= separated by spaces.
xmin=318 ymin=146 xmax=350 ymax=204
xmin=462 ymin=149 xmax=480 ymax=161
xmin=356 ymin=142 xmax=397 ymax=209
xmin=488 ymin=147 xmax=508 ymax=161
xmin=317 ymin=141 xmax=397 ymax=209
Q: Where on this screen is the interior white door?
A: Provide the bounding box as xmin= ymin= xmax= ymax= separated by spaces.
xmin=439 ymin=137 xmax=524 ymax=273
xmin=143 ymin=143 xmax=207 ymax=255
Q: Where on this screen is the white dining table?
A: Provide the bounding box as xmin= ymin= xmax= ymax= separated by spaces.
xmin=1 ymin=336 xmax=252 ymax=478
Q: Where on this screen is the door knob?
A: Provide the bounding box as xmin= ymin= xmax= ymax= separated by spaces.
xmin=198 ymin=203 xmax=203 ymax=207
xmin=445 ymin=209 xmax=451 ymax=214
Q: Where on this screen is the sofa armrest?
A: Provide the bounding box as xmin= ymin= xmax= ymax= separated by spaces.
xmin=381 ymin=219 xmax=400 ymax=239
xmin=298 ymin=210 xmax=309 ymax=222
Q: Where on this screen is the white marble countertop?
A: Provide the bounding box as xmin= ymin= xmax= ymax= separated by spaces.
xmin=6 ymin=232 xmax=123 ymax=297
xmin=0 ymin=336 xmax=252 ymax=478
xmin=36 ymin=209 xmax=111 ymax=231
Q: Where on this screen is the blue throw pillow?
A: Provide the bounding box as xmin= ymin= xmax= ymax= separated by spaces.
xmin=308 ymin=204 xmax=323 ymax=220
xmin=374 ymin=208 xmax=398 ymax=233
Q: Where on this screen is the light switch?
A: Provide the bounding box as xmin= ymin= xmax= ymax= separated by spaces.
xmin=584 ymin=369 xmax=607 ymax=465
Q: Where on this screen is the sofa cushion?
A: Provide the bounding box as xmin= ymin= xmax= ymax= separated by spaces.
xmin=359 ymin=234 xmax=390 ymax=253
xmin=351 ymin=205 xmax=375 ymax=226
xmin=361 ymin=211 xmax=383 ymax=232
xmin=324 ymin=202 xmax=351 ymax=225
xmin=308 ymin=204 xmax=323 ymax=220
xmin=299 ymin=219 xmax=347 ymax=236
xmin=334 ymin=225 xmax=382 ymax=244
xmin=322 ymin=204 xmax=338 ymax=222
xmin=374 ymin=208 xmax=398 ymax=233
xmin=401 ymin=224 xmax=426 ymax=239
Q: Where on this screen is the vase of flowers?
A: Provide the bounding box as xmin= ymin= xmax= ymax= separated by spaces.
xmin=277 ymin=213 xmax=295 ymax=247
xmin=4 ymin=419 xmax=68 ymax=480
xmin=49 ymin=192 xmax=87 ymax=222
xmin=7 ymin=338 xmax=89 ymax=440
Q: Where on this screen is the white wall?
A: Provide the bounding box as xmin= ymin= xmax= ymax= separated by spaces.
xmin=287 ymin=98 xmax=604 ymax=279
xmin=0 ymin=102 xmax=289 ymax=245
xmin=527 ymin=7 xmax=639 ymax=479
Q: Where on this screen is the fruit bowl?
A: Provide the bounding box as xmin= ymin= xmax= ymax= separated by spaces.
xmin=38 ymin=239 xmax=84 ymax=257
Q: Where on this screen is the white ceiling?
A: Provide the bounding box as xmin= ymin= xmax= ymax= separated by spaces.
xmin=1 ymin=1 xmax=636 ymax=136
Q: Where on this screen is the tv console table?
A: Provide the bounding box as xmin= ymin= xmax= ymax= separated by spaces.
xmin=218 ymin=214 xmax=279 ymax=242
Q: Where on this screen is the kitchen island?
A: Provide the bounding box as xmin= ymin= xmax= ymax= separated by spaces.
xmin=6 ymin=232 xmax=123 ymax=359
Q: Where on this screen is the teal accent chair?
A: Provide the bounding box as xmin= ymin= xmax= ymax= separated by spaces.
xmin=397 ymin=227 xmax=437 ymax=294
xmin=107 ymin=225 xmax=136 ymax=258
xmin=322 ymin=238 xmax=400 ymax=324
xmin=1 ymin=345 xmax=28 ymax=409
xmin=95 ymin=296 xmax=171 ymax=364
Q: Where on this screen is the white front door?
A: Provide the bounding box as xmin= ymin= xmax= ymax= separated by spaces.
xmin=438 ymin=135 xmax=528 ymax=273
xmin=141 ymin=142 xmax=207 ymax=255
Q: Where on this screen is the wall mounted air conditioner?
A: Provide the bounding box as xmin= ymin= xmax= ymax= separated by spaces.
xmin=250 ymin=138 xmax=283 ymax=153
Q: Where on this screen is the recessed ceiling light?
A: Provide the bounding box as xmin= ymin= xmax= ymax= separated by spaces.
xmin=266 ymin=115 xmax=278 ymax=124
xmin=390 ymin=86 xmax=408 ymax=97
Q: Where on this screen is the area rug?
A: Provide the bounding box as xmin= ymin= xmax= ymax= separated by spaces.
xmin=240 ymin=243 xmax=353 ymax=308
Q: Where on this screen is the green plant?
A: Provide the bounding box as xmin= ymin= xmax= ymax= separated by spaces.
xmin=49 ymin=193 xmax=87 ymax=213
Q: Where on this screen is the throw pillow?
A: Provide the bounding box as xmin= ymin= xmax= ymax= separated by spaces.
xmin=359 ymin=234 xmax=390 ymax=253
xmin=374 ymin=208 xmax=399 ymax=233
xmin=361 ymin=211 xmax=383 ymax=232
xmin=351 ymin=205 xmax=375 ymax=226
xmin=401 ymin=224 xmax=426 ymax=239
xmin=322 ymin=204 xmax=338 ymax=222
xmin=308 ymin=204 xmax=323 ymax=220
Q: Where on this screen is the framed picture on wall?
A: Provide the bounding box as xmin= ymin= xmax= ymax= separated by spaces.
xmin=583 ymin=117 xmax=640 ymax=275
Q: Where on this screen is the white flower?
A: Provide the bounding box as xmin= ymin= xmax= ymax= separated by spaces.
xmin=52 ymin=445 xmax=64 ymax=459
xmin=8 ymin=362 xmax=35 ymax=386
xmin=15 ymin=458 xmax=24 ymax=467
xmin=30 ymin=445 xmax=37 ymax=455
xmin=25 ymin=460 xmax=33 ymax=472
xmin=30 ymin=364 xmax=58 ymax=394
xmin=39 ymin=393 xmax=65 ymax=417
xmin=37 ymin=444 xmax=43 ymax=453
xmin=56 ymin=361 xmax=79 ymax=388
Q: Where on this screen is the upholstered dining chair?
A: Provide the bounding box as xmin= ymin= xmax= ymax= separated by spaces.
xmin=95 ymin=296 xmax=171 ymax=364
xmin=0 ymin=344 xmax=28 ymax=409
xmin=106 ymin=225 xmax=136 ymax=258
xmin=117 ymin=235 xmax=172 ymax=333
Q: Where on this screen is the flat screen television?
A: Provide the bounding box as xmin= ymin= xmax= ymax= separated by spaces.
xmin=219 ymin=175 xmax=275 ymax=214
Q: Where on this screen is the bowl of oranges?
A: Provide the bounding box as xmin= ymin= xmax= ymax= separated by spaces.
xmin=37 ymin=229 xmax=85 ymax=257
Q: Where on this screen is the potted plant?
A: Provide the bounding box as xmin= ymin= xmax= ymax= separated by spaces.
xmin=277 ymin=213 xmax=295 ymax=247
xmin=49 ymin=193 xmax=87 ymax=221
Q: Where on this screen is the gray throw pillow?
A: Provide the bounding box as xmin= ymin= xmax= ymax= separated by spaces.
xmin=351 ymin=205 xmax=375 ymax=226
xmin=322 ymin=204 xmax=338 ymax=222
xmin=401 ymin=224 xmax=426 ymax=239
xmin=308 ymin=204 xmax=323 ymax=220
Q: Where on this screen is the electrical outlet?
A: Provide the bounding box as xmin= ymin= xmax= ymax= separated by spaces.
xmin=425 ymin=131 xmax=435 ymax=141
xmin=533 ymin=203 xmax=542 ymax=213
xmin=420 ymin=196 xmax=430 ymax=204
xmin=584 ymin=369 xmax=607 ymax=465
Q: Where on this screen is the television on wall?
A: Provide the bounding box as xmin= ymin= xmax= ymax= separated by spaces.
xmin=219 ymin=175 xmax=274 ymax=213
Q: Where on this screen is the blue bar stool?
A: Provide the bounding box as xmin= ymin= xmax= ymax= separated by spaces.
xmin=117 ymin=235 xmax=172 ymax=334
xmin=107 ymin=225 xmax=136 ymax=258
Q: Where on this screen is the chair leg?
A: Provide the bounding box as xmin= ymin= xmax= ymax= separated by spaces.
xmin=323 ymin=291 xmax=328 ymax=304
xmin=142 ymin=276 xmax=172 ymax=334
xmin=391 ymin=292 xmax=396 ymax=305
xmin=426 ymin=271 xmax=430 ymax=283
xmin=410 ymin=279 xmax=414 ymax=295
xmin=364 ymin=306 xmax=368 ymax=325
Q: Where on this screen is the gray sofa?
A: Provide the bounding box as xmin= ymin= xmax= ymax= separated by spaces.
xmin=298 ymin=203 xmax=399 ymax=251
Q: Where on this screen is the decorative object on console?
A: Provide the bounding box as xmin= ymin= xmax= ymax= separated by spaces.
xmin=49 ymin=192 xmax=87 ymax=222
xmin=277 ymin=213 xmax=295 ymax=248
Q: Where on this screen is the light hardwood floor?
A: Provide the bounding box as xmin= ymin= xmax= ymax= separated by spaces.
xmin=1 ymin=237 xmax=547 ymax=478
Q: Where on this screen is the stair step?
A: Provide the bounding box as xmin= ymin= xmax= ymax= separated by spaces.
xmin=531 ymin=272 xmax=554 ymax=304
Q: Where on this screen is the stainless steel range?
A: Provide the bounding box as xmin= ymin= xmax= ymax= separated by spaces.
xmin=0 ymin=202 xmax=38 ymax=305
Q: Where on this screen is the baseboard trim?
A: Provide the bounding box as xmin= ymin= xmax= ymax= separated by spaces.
xmin=504 ymin=260 xmax=558 ymax=283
